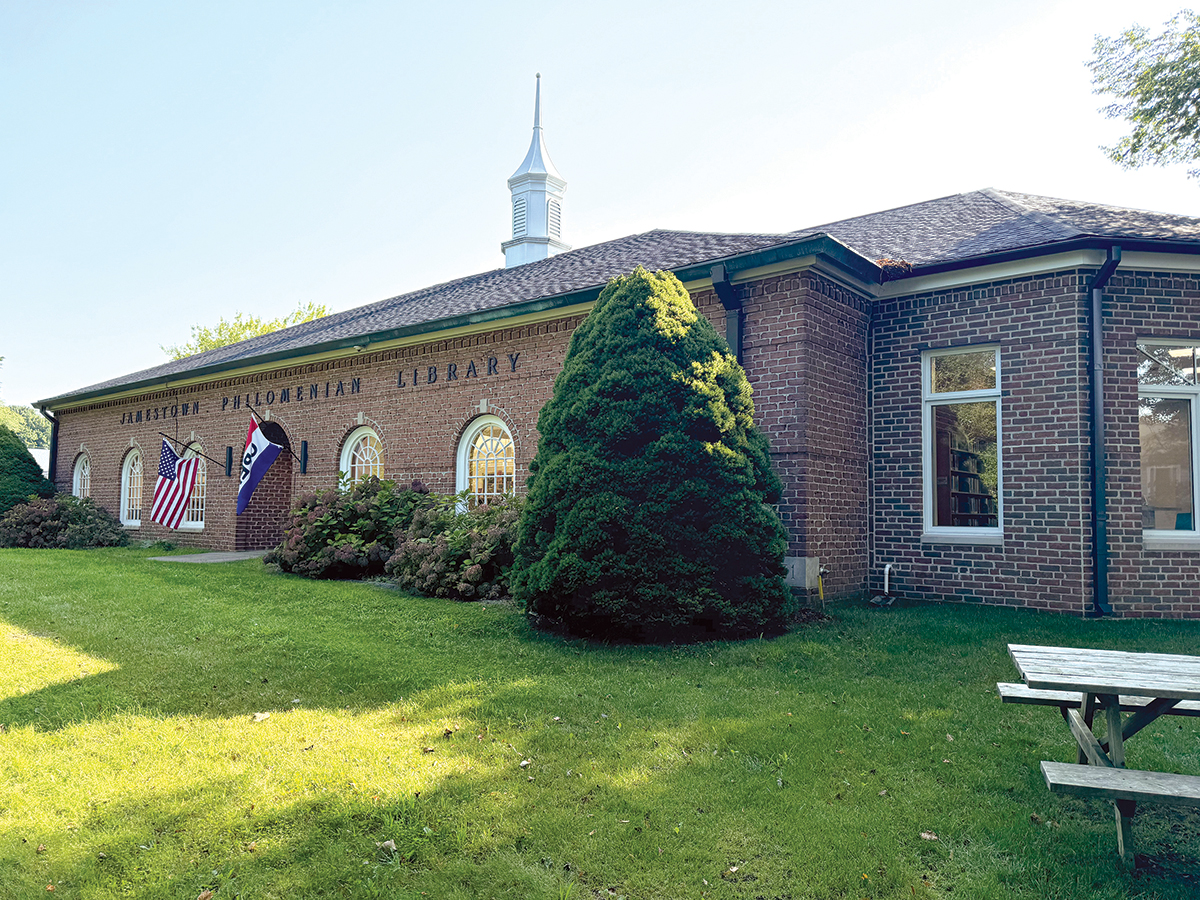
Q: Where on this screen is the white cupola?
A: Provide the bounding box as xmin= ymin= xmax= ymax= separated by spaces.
xmin=502 ymin=74 xmax=569 ymax=267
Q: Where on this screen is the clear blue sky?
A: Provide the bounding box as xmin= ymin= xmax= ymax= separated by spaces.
xmin=1 ymin=0 xmax=1193 ymax=407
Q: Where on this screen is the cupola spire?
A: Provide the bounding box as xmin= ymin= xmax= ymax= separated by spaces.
xmin=502 ymin=74 xmax=569 ymax=267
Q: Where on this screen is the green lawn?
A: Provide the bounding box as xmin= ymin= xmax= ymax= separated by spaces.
xmin=0 ymin=548 xmax=1197 ymax=899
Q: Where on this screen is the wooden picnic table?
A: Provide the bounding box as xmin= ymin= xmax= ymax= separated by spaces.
xmin=1004 ymin=643 xmax=1200 ymax=865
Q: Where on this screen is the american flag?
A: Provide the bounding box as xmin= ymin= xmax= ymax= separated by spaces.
xmin=150 ymin=439 xmax=200 ymax=529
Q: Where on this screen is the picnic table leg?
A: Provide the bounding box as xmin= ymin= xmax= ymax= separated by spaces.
xmin=1115 ymin=799 xmax=1136 ymax=867
xmin=1101 ymin=696 xmax=1124 ymax=768
xmin=1098 ymin=693 xmax=1136 ymax=866
xmin=1077 ymin=693 xmax=1097 ymax=765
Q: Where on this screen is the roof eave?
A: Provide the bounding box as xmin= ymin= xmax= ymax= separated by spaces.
xmin=897 ymin=235 xmax=1200 ymax=281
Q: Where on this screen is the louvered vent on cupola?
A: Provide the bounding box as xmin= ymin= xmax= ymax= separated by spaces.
xmin=512 ymin=197 xmax=527 ymax=238
xmin=548 ymin=199 xmax=562 ymax=239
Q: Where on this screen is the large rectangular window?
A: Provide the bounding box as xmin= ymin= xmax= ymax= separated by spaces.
xmin=1138 ymin=342 xmax=1200 ymax=541
xmin=923 ymin=347 xmax=1002 ymax=541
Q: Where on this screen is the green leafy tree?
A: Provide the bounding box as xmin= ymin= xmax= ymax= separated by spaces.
xmin=0 ymin=424 xmax=55 ymax=515
xmin=0 ymin=404 xmax=50 ymax=449
xmin=1090 ymin=11 xmax=1200 ymax=178
xmin=513 ymin=267 xmax=795 ymax=642
xmin=162 ymin=301 xmax=330 ymax=359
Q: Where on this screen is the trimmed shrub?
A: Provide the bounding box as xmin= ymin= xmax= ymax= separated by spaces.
xmin=385 ymin=493 xmax=522 ymax=602
xmin=0 ymin=424 xmax=54 ymax=515
xmin=512 ymin=267 xmax=795 ymax=641
xmin=0 ymin=494 xmax=128 ymax=549
xmin=265 ymin=476 xmax=429 ymax=579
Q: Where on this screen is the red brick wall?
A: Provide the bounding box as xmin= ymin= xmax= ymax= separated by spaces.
xmin=1099 ymin=269 xmax=1200 ymax=618
xmin=235 ymin=451 xmax=292 ymax=551
xmin=51 ymin=319 xmax=582 ymax=550
xmin=696 ymin=272 xmax=872 ymax=599
xmin=870 ymin=269 xmax=1094 ymax=615
xmin=870 ymin=265 xmax=1200 ymax=619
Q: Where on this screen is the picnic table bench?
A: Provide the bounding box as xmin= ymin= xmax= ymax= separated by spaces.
xmin=1002 ymin=644 xmax=1200 ymax=865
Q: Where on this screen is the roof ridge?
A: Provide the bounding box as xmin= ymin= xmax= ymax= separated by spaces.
xmin=980 ymin=188 xmax=1085 ymax=241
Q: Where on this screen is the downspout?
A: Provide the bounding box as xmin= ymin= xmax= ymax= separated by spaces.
xmin=38 ymin=407 xmax=59 ymax=485
xmin=710 ymin=264 xmax=743 ymax=364
xmin=1088 ymin=245 xmax=1121 ymax=617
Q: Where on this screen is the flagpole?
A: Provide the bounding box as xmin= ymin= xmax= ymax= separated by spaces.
xmin=157 ymin=432 xmax=226 ymax=470
xmin=243 ymin=402 xmax=304 ymax=465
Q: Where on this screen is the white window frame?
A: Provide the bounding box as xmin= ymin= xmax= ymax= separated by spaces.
xmin=456 ymin=415 xmax=516 ymax=506
xmin=1137 ymin=340 xmax=1200 ymax=549
xmin=120 ymin=449 xmax=143 ymax=528
xmin=73 ymin=454 xmax=90 ymax=499
xmin=921 ymin=346 xmax=1003 ymax=544
xmin=339 ymin=426 xmax=383 ymax=481
xmin=179 ymin=443 xmax=206 ymax=530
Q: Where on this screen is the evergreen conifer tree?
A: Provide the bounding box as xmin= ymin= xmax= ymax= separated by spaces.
xmin=513 ymin=267 xmax=795 ymax=640
xmin=0 ymin=424 xmax=55 ymax=514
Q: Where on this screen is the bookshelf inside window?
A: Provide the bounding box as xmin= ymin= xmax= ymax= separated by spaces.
xmin=934 ymin=404 xmax=999 ymax=528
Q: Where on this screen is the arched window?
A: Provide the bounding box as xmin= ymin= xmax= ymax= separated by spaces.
xmin=181 ymin=444 xmax=206 ymax=529
xmin=340 ymin=426 xmax=383 ymax=481
xmin=121 ymin=450 xmax=143 ymax=527
xmin=73 ymin=454 xmax=91 ymax=499
xmin=456 ymin=416 xmax=516 ymax=506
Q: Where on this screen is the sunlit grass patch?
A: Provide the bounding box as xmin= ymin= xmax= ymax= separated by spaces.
xmin=0 ymin=621 xmax=118 ymax=701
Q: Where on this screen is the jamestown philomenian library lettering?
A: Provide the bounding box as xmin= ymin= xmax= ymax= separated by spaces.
xmin=37 ymin=77 xmax=1200 ymax=618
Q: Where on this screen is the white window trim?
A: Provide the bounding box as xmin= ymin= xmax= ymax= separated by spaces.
xmin=456 ymin=415 xmax=516 ymax=505
xmin=339 ymin=425 xmax=383 ymax=481
xmin=179 ymin=444 xmax=206 ymax=531
xmin=120 ymin=450 xmax=143 ymax=528
xmin=73 ymin=454 xmax=90 ymax=499
xmin=921 ymin=346 xmax=1003 ymax=542
xmin=1137 ymin=339 xmax=1200 ymax=546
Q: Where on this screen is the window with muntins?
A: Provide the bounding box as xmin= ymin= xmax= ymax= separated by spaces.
xmin=121 ymin=450 xmax=143 ymax=527
xmin=1137 ymin=341 xmax=1200 ymax=537
xmin=457 ymin=416 xmax=515 ymax=506
xmin=73 ymin=454 xmax=90 ymax=499
xmin=922 ymin=347 xmax=1002 ymax=538
xmin=182 ymin=444 xmax=206 ymax=529
xmin=341 ymin=426 xmax=383 ymax=481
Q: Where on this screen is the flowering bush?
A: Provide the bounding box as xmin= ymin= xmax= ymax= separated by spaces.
xmin=0 ymin=494 xmax=128 ymax=549
xmin=385 ymin=493 xmax=522 ymax=602
xmin=265 ymin=476 xmax=429 ymax=579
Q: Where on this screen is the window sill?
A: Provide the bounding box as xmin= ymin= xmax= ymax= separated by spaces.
xmin=1143 ymin=531 xmax=1200 ymax=551
xmin=921 ymin=530 xmax=1004 ymax=546
xmin=179 ymin=524 xmax=205 ymax=532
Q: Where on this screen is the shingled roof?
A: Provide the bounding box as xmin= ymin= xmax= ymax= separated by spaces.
xmin=42 ymin=188 xmax=1200 ymax=406
xmin=808 ymin=188 xmax=1200 ymax=267
xmin=44 ymin=228 xmax=802 ymax=404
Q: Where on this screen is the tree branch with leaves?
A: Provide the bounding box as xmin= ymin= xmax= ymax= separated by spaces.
xmin=1090 ymin=11 xmax=1200 ymax=179
xmin=162 ymin=301 xmax=330 ymax=360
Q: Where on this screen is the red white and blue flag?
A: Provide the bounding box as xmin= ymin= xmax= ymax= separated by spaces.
xmin=151 ymin=440 xmax=200 ymax=529
xmin=237 ymin=418 xmax=283 ymax=515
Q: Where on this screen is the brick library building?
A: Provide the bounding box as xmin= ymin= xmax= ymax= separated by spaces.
xmin=37 ymin=89 xmax=1200 ymax=619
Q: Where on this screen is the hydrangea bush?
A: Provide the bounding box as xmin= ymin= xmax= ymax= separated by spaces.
xmin=265 ymin=476 xmax=429 ymax=579
xmin=0 ymin=494 xmax=128 ymax=549
xmin=385 ymin=493 xmax=522 ymax=602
